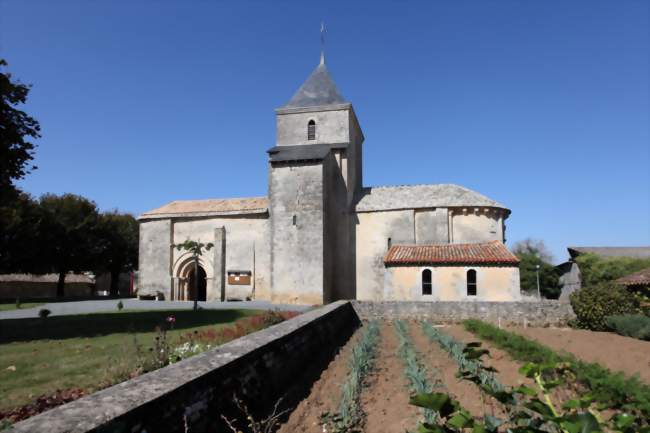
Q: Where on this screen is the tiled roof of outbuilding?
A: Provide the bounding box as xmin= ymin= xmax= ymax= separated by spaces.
xmin=384 ymin=241 xmax=519 ymax=266
xmin=568 ymin=246 xmax=650 ymax=259
xmin=615 ymin=267 xmax=650 ymax=286
xmin=139 ymin=197 xmax=268 ymax=219
xmin=355 ymin=184 xmax=508 ymax=213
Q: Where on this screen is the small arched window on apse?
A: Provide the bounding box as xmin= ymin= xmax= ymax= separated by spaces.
xmin=422 ymin=269 xmax=432 ymax=295
xmin=307 ymin=119 xmax=316 ymax=140
xmin=467 ymin=269 xmax=477 ymax=296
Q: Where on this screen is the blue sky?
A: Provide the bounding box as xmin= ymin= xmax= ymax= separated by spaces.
xmin=1 ymin=0 xmax=648 ymax=263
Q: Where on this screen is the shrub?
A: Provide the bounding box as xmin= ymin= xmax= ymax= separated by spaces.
xmin=606 ymin=314 xmax=650 ymax=340
xmin=576 ymin=253 xmax=650 ymax=287
xmin=38 ymin=308 xmax=50 ymax=318
xmin=570 ymin=283 xmax=640 ymax=331
xmin=116 ymin=300 xmax=124 ymax=311
xmin=15 ymin=297 xmax=21 ymax=309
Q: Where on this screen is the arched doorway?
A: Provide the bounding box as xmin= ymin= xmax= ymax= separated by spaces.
xmin=187 ymin=265 xmax=207 ymax=301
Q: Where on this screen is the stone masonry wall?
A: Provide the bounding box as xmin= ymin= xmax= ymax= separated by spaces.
xmin=351 ymin=300 xmax=576 ymax=327
xmin=9 ymin=301 xmax=360 ymax=433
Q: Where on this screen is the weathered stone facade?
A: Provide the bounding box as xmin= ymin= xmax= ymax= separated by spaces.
xmin=138 ymin=57 xmax=520 ymax=304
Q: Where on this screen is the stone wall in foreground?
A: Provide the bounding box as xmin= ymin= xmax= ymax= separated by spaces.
xmin=352 ymin=300 xmax=576 ymax=327
xmin=9 ymin=301 xmax=360 ymax=433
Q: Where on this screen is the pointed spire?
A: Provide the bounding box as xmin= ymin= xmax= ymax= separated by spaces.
xmin=320 ymin=22 xmax=326 ymax=65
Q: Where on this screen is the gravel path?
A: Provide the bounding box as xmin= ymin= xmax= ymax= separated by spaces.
xmin=0 ymin=298 xmax=312 ymax=320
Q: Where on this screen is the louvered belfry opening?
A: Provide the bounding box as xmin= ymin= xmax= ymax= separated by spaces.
xmin=307 ymin=120 xmax=316 ymax=140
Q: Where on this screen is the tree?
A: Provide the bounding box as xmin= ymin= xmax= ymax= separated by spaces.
xmin=0 ymin=192 xmax=42 ymax=273
xmin=575 ymin=253 xmax=650 ymax=287
xmin=512 ymin=238 xmax=560 ymax=299
xmin=38 ymin=194 xmax=99 ymax=297
xmin=0 ymin=59 xmax=40 ymax=202
xmin=174 ymin=239 xmax=213 ymax=311
xmin=95 ymin=212 xmax=139 ymax=295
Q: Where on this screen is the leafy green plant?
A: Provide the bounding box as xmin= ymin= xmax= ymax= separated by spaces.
xmin=323 ymin=320 xmax=380 ymax=432
xmin=606 ymin=314 xmax=650 ymax=340
xmin=410 ymin=348 xmax=646 ymax=433
xmin=421 ymin=323 xmax=505 ymax=395
xmin=570 ymin=283 xmax=641 ymax=331
xmin=463 ymin=319 xmax=650 ymax=426
xmin=394 ymin=320 xmax=442 ymax=425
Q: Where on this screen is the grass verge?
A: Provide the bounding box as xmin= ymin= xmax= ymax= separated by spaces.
xmin=0 ymin=309 xmax=268 ymax=413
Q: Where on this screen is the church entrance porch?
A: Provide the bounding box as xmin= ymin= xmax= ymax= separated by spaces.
xmin=186 ymin=265 xmax=207 ymax=301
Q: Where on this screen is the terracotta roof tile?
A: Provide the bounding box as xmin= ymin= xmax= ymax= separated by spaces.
xmin=615 ymin=267 xmax=650 ymax=286
xmin=140 ymin=197 xmax=268 ymax=219
xmin=384 ymin=241 xmax=519 ymax=266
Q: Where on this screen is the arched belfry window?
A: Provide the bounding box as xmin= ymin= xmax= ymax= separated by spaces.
xmin=307 ymin=120 xmax=316 ymax=140
xmin=422 ymin=269 xmax=432 ymax=295
xmin=467 ymin=269 xmax=477 ymax=296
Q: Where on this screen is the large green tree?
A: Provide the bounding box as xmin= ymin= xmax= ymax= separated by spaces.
xmin=38 ymin=194 xmax=100 ymax=297
xmin=0 ymin=192 xmax=42 ymax=273
xmin=576 ymin=253 xmax=650 ymax=287
xmin=512 ymin=238 xmax=561 ymax=299
xmin=0 ymin=59 xmax=40 ymax=202
xmin=95 ymin=212 xmax=139 ymax=295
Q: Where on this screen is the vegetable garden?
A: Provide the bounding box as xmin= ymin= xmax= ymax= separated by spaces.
xmin=279 ymin=320 xmax=650 ymax=433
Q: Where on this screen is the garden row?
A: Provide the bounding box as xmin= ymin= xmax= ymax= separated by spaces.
xmin=279 ymin=319 xmax=650 ymax=433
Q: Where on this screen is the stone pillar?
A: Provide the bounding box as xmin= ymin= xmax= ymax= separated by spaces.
xmin=214 ymin=227 xmax=226 ymax=302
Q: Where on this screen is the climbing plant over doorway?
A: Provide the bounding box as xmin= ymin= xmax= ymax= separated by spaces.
xmin=173 ymin=239 xmax=214 ymax=311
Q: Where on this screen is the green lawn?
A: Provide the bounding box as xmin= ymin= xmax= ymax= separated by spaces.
xmin=0 ymin=302 xmax=44 ymax=312
xmin=0 ymin=309 xmax=262 ymax=411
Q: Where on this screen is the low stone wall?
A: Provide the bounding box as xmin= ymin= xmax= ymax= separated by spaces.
xmin=9 ymin=300 xmax=360 ymax=433
xmin=351 ymin=300 xmax=575 ymax=327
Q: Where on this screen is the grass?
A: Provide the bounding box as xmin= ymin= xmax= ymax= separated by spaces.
xmin=0 ymin=302 xmax=44 ymax=312
xmin=462 ymin=319 xmax=650 ymax=417
xmin=0 ymin=308 xmax=262 ymax=411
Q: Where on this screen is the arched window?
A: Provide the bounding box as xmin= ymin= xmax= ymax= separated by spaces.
xmin=467 ymin=269 xmax=477 ymax=296
xmin=422 ymin=269 xmax=432 ymax=295
xmin=307 ymin=120 xmax=316 ymax=140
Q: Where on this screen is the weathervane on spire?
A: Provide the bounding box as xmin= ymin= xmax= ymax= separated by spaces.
xmin=320 ymin=21 xmax=326 ymax=65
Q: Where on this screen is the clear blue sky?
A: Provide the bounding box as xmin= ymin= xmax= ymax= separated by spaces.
xmin=1 ymin=0 xmax=648 ymax=263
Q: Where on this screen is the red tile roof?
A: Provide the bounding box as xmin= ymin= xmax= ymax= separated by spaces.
xmin=615 ymin=267 xmax=650 ymax=286
xmin=384 ymin=241 xmax=519 ymax=266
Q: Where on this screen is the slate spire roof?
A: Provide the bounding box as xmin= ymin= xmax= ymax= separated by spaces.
xmin=282 ymin=61 xmax=348 ymax=109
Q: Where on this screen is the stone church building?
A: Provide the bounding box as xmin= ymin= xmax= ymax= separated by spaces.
xmin=138 ymin=57 xmax=521 ymax=304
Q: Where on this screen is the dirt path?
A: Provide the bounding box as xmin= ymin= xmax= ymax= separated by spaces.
xmin=360 ymin=322 xmax=420 ymax=433
xmin=277 ymin=327 xmax=360 ymax=433
xmin=409 ymin=322 xmax=503 ymax=418
xmin=510 ymin=327 xmax=650 ymax=384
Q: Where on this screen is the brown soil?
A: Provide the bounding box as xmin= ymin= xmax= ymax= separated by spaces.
xmin=360 ymin=322 xmax=420 ymax=433
xmin=444 ymin=325 xmax=533 ymax=390
xmin=410 ymin=323 xmax=505 ymax=419
xmin=444 ymin=325 xmax=576 ymax=408
xmin=277 ymin=328 xmax=360 ymax=433
xmin=509 ymin=327 xmax=650 ymax=384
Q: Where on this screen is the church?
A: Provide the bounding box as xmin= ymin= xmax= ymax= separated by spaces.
xmin=138 ymin=55 xmax=521 ymax=305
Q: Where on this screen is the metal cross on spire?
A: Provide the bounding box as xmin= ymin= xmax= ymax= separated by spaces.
xmin=320 ymin=21 xmax=326 ymax=65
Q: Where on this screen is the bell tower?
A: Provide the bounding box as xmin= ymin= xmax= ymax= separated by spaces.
xmin=268 ymin=54 xmax=364 ymax=304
